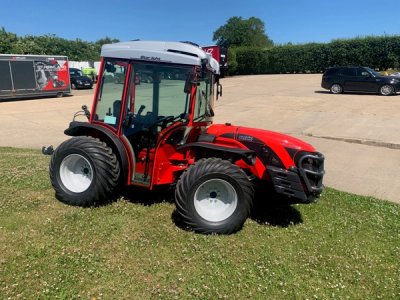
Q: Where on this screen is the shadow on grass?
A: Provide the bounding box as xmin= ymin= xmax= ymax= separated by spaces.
xmin=121 ymin=186 xmax=175 ymax=206
xmin=250 ymin=187 xmax=303 ymax=227
xmin=120 ymin=186 xmax=193 ymax=232
xmin=120 ymin=185 xmax=303 ymax=231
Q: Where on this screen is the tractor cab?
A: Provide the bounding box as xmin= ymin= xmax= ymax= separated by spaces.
xmin=89 ymin=41 xmax=221 ymax=187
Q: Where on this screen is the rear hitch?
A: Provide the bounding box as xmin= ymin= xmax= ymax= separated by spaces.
xmin=42 ymin=145 xmax=54 ymax=155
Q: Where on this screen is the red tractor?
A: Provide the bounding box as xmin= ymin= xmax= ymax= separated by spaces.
xmin=46 ymin=41 xmax=324 ymax=234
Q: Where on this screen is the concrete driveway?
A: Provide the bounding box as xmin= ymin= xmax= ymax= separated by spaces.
xmin=1 ymin=74 xmax=399 ymax=203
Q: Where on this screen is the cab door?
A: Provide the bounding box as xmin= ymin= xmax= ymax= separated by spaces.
xmin=122 ymin=62 xmax=194 ymax=187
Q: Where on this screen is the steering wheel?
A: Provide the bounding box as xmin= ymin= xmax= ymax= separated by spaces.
xmin=156 ymin=115 xmax=176 ymax=127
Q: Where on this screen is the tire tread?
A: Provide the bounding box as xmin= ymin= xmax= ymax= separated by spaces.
xmin=175 ymin=158 xmax=253 ymax=234
xmin=49 ymin=136 xmax=120 ymax=206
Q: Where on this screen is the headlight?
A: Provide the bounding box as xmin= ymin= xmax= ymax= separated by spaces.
xmin=391 ymin=79 xmax=399 ymax=84
xmin=76 ymin=80 xmax=82 ymax=84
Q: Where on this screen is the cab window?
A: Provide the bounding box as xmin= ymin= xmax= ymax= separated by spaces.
xmin=125 ymin=63 xmax=192 ymax=134
xmin=194 ymin=71 xmax=214 ymax=122
xmin=94 ymin=60 xmax=128 ymax=128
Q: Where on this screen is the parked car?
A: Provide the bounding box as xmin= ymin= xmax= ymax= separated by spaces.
xmin=321 ymin=66 xmax=400 ymax=96
xmin=390 ymin=72 xmax=400 ymax=77
xmin=69 ymin=68 xmax=93 ymax=89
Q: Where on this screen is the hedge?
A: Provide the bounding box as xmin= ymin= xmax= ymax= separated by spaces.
xmin=229 ymin=35 xmax=400 ymax=75
xmin=0 ymin=28 xmax=118 ymax=61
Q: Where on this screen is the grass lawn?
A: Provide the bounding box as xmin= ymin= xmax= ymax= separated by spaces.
xmin=0 ymin=147 xmax=399 ymax=299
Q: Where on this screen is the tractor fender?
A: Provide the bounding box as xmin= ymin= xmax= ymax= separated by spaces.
xmin=177 ymin=142 xmax=256 ymax=166
xmin=64 ymin=121 xmax=130 ymax=183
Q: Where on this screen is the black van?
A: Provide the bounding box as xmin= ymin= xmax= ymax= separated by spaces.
xmin=321 ymin=66 xmax=400 ymax=96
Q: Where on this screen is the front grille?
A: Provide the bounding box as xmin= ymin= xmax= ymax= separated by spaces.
xmin=296 ymin=152 xmax=325 ymax=194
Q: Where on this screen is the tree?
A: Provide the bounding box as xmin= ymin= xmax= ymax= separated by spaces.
xmin=95 ymin=37 xmax=120 ymax=46
xmin=0 ymin=27 xmax=18 ymax=53
xmin=213 ymin=17 xmax=273 ymax=48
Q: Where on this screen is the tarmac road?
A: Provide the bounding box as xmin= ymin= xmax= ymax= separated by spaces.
xmin=1 ymin=74 xmax=399 ymax=203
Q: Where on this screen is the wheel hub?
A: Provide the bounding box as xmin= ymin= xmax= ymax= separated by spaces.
xmin=381 ymin=85 xmax=392 ymax=95
xmin=194 ymin=179 xmax=238 ymax=222
xmin=332 ymin=84 xmax=341 ymax=93
xmin=60 ymin=154 xmax=93 ymax=193
xmin=210 ymin=191 xmax=217 ymax=198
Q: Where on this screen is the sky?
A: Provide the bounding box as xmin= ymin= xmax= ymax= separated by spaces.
xmin=1 ymin=0 xmax=400 ymax=46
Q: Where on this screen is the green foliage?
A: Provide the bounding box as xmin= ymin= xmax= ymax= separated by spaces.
xmin=95 ymin=36 xmax=120 ymax=46
xmin=0 ymin=27 xmax=18 ymax=53
xmin=227 ymin=48 xmax=238 ymax=75
xmin=0 ymin=147 xmax=400 ymax=299
xmin=0 ymin=28 xmax=119 ymax=61
xmin=233 ymin=35 xmax=400 ymax=75
xmin=213 ymin=16 xmax=273 ymax=48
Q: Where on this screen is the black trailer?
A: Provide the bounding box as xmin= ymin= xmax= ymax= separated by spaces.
xmin=0 ymin=54 xmax=71 ymax=100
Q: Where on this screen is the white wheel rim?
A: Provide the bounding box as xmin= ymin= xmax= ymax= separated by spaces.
xmin=381 ymin=85 xmax=392 ymax=95
xmin=194 ymin=178 xmax=238 ymax=222
xmin=60 ymin=154 xmax=93 ymax=193
xmin=331 ymin=84 xmax=341 ymax=93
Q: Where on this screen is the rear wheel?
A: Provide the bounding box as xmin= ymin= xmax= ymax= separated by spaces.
xmin=380 ymin=84 xmax=394 ymax=96
xmin=49 ymin=136 xmax=120 ymax=206
xmin=175 ymin=158 xmax=253 ymax=234
xmin=330 ymin=83 xmax=343 ymax=94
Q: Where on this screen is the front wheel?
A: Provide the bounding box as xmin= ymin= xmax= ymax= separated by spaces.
xmin=49 ymin=136 xmax=120 ymax=206
xmin=380 ymin=84 xmax=394 ymax=96
xmin=175 ymin=158 xmax=254 ymax=234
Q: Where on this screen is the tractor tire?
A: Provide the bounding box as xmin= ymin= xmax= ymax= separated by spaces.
xmin=175 ymin=158 xmax=254 ymax=234
xmin=49 ymin=136 xmax=120 ymax=207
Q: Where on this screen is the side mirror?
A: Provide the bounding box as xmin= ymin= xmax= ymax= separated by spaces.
xmin=81 ymin=105 xmax=90 ymax=119
xmin=105 ymin=62 xmax=116 ymax=73
xmin=216 ymin=83 xmax=223 ymax=100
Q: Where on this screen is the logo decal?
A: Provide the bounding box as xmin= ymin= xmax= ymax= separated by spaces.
xmin=238 ymin=135 xmax=254 ymax=142
xmin=140 ymin=56 xmax=161 ymax=61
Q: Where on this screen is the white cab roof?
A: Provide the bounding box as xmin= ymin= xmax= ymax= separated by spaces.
xmin=101 ymin=41 xmax=219 ymax=74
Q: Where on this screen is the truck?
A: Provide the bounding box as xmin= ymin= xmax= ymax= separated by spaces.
xmin=0 ymin=54 xmax=70 ymax=100
xmin=45 ymin=41 xmax=324 ymax=234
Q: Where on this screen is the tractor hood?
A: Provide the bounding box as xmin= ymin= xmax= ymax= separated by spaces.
xmin=207 ymin=124 xmax=316 ymax=152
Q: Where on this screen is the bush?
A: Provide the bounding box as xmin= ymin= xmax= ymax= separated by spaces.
xmin=227 ymin=48 xmax=238 ymax=75
xmin=233 ymin=35 xmax=400 ymax=75
xmin=0 ymin=27 xmax=117 ymax=61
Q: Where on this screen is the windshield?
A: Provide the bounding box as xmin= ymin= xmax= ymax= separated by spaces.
xmin=194 ymin=71 xmax=214 ymax=122
xmin=365 ymin=67 xmax=381 ymax=77
xmin=70 ymin=69 xmax=84 ymax=77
